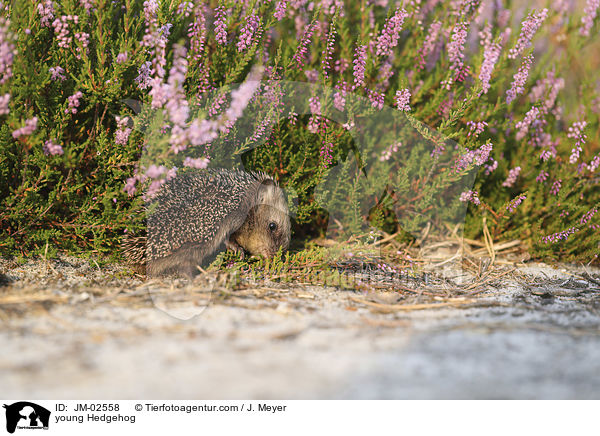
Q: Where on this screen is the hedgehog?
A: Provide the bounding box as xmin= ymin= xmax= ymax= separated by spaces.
xmin=122 ymin=168 xmax=291 ymax=277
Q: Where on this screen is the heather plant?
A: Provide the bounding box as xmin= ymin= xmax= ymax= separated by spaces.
xmin=0 ymin=0 xmax=599 ymax=264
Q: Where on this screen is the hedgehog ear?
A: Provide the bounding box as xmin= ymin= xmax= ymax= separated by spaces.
xmin=257 ymin=179 xmax=276 ymax=204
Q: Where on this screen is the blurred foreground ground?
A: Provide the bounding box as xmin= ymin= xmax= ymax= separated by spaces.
xmin=1 ymin=256 xmax=600 ymax=399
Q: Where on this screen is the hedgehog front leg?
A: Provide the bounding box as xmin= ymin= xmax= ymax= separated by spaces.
xmin=225 ymin=238 xmax=246 ymax=259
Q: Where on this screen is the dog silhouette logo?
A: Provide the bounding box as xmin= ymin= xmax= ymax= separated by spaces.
xmin=3 ymin=402 xmax=50 ymax=433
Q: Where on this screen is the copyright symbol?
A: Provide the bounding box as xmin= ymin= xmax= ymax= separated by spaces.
xmin=135 ymin=404 xmax=143 ymax=411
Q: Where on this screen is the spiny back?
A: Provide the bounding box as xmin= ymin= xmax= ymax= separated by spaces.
xmin=146 ymin=168 xmax=271 ymax=261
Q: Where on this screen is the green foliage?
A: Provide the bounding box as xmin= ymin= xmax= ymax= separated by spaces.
xmin=0 ymin=0 xmax=599 ymax=264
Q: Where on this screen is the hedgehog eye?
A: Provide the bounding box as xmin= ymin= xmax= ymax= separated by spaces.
xmin=268 ymin=222 xmax=277 ymax=232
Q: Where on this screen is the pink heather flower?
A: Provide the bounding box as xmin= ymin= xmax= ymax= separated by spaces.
xmin=506 ymin=54 xmax=533 ymax=104
xmin=452 ymin=0 xmax=480 ymax=17
xmin=148 ymin=78 xmax=169 ymax=110
xmin=177 ymin=2 xmax=193 ymax=17
xmin=135 ymin=61 xmax=152 ymax=90
xmin=187 ymin=118 xmax=218 ymax=147
xmin=542 ymin=226 xmax=578 ymax=244
xmin=460 ymin=190 xmax=480 ymax=205
xmin=116 ymin=52 xmax=128 ymax=63
xmin=207 ymin=92 xmax=227 ymax=118
xmin=65 ymin=91 xmax=83 ymax=114
xmin=140 ymin=1 xmax=167 ymax=79
xmin=554 ymin=0 xmax=572 ymax=16
xmin=274 ymin=1 xmax=287 ymax=21
xmin=588 ymin=155 xmax=600 ymax=172
xmin=580 ymin=0 xmax=600 ymax=36
xmin=569 ymin=147 xmax=583 ymax=164
xmin=352 ymin=44 xmax=367 ymax=89
xmin=502 ymin=166 xmax=521 ymax=187
xmin=321 ymin=22 xmax=336 ymax=79
xmin=43 ymin=139 xmax=64 ymax=156
xmin=74 ymin=31 xmax=89 ymax=58
xmin=214 ymin=6 xmax=228 ymax=44
xmin=507 ymin=194 xmax=526 ymax=213
xmin=375 ymin=8 xmax=408 ymax=57
xmin=162 ymin=45 xmax=189 ymax=129
xmin=124 ymin=177 xmax=137 ymax=196
xmin=333 ymin=81 xmax=347 ymax=111
xmin=0 ymin=18 xmax=15 ymax=85
xmin=484 ymin=158 xmax=498 ymax=175
xmin=515 ymin=106 xmax=540 ymax=140
xmin=452 ymin=143 xmax=492 ymax=170
xmin=474 ymin=142 xmax=493 ymax=165
xmin=508 ymin=9 xmax=548 ymax=59
xmin=536 ymin=170 xmax=548 ymax=182
xmin=188 ymin=6 xmax=208 ymax=95
xmin=115 ymin=116 xmax=131 ymax=146
xmin=367 ymin=89 xmax=384 ymax=110
xmin=540 ymin=149 xmax=554 ymax=161
xmin=580 ymin=207 xmax=598 ymax=225
xmin=395 ymin=88 xmax=411 ymax=111
xmin=309 ymin=96 xmax=321 ymax=115
xmin=441 ymin=22 xmax=469 ymax=90
xmin=379 ymin=142 xmax=401 ymax=162
xmin=143 ymin=1 xmax=159 ymax=24
xmin=448 ymin=22 xmax=468 ymax=72
xmin=479 ymin=41 xmax=501 ymax=95
xmin=237 ymin=14 xmax=260 ymax=52
xmin=80 ymin=0 xmax=94 ymax=13
xmin=145 ymin=179 xmax=166 ymax=199
xmin=145 ymin=164 xmax=167 ymax=179
xmin=37 ymin=1 xmax=55 ymax=27
xmin=453 ymin=148 xmax=475 ymax=173
xmin=288 ymin=111 xmax=298 ymax=125
xmin=304 ymin=69 xmax=319 ymax=82
xmin=166 ymin=167 xmax=178 ymax=181
xmin=183 ymin=157 xmax=210 ymax=169
xmin=431 ymin=142 xmax=446 ymax=158
xmin=467 ymin=120 xmax=487 ymax=137
xmin=320 ymin=141 xmax=334 ymax=168
xmin=49 ymin=66 xmax=66 ymax=81
xmin=12 ymin=117 xmax=38 ymax=139
xmin=115 ymin=128 xmax=131 ymax=146
xmin=479 ymin=23 xmax=492 ymax=47
xmin=52 ymin=15 xmax=79 ymax=49
xmin=158 ymin=26 xmax=174 ymax=44
xmin=291 ymin=21 xmax=316 ymax=68
xmin=437 ymin=95 xmax=453 ymax=118
xmin=568 ymin=121 xmax=587 ymax=164
xmin=550 ymin=179 xmax=562 ymax=195
xmin=567 ymin=121 xmax=587 ymax=140
xmin=416 ymin=21 xmax=442 ymax=70
xmin=222 ymin=66 xmax=263 ymax=128
xmin=530 ymin=70 xmax=565 ymax=112
xmin=376 ymin=60 xmax=394 ymax=91
xmin=334 ymin=58 xmax=349 ymax=74
xmin=0 ymin=93 xmax=10 ymax=115
xmin=308 ymin=115 xmax=321 ymax=134
xmin=249 ymin=113 xmax=274 ymax=143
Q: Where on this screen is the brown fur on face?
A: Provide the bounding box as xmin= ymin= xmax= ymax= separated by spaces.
xmin=230 ymin=181 xmax=291 ymax=258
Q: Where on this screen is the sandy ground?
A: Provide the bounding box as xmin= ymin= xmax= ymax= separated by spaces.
xmin=1 ymin=256 xmax=600 ymax=399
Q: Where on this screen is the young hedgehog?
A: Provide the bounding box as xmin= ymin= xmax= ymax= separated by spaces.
xmin=123 ymin=168 xmax=291 ymax=277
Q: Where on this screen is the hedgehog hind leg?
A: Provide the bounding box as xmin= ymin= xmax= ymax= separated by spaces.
xmin=147 ymin=245 xmax=209 ymax=278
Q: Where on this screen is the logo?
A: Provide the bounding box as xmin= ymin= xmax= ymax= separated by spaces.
xmin=3 ymin=402 xmax=50 ymax=434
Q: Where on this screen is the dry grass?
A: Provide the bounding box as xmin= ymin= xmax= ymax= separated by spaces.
xmin=3 ymin=226 xmax=600 ymax=322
